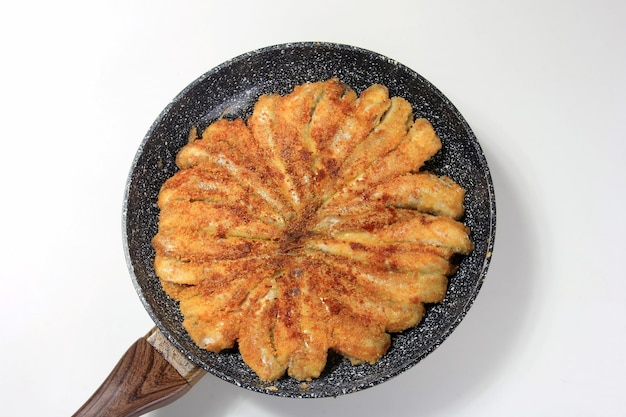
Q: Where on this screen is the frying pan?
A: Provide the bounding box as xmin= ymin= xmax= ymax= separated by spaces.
xmin=73 ymin=42 xmax=496 ymax=416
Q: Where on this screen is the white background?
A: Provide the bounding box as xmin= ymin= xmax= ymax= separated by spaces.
xmin=2 ymin=1 xmax=625 ymax=416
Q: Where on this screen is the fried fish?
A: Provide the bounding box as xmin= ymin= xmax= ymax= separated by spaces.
xmin=152 ymin=78 xmax=473 ymax=382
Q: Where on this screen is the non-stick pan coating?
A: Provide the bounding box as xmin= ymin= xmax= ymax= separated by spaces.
xmin=123 ymin=42 xmax=496 ymax=398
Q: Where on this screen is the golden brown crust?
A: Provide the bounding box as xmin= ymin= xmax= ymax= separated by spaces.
xmin=152 ymin=78 xmax=473 ymax=382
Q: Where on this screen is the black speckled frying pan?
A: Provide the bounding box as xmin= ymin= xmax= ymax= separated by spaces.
xmin=74 ymin=42 xmax=495 ymax=416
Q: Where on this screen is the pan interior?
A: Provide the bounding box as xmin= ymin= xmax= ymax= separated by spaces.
xmin=123 ymin=42 xmax=496 ymax=398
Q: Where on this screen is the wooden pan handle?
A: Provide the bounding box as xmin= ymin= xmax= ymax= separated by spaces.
xmin=72 ymin=328 xmax=206 ymax=417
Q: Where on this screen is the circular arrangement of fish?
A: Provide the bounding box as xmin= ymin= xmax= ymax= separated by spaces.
xmin=152 ymin=78 xmax=473 ymax=382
